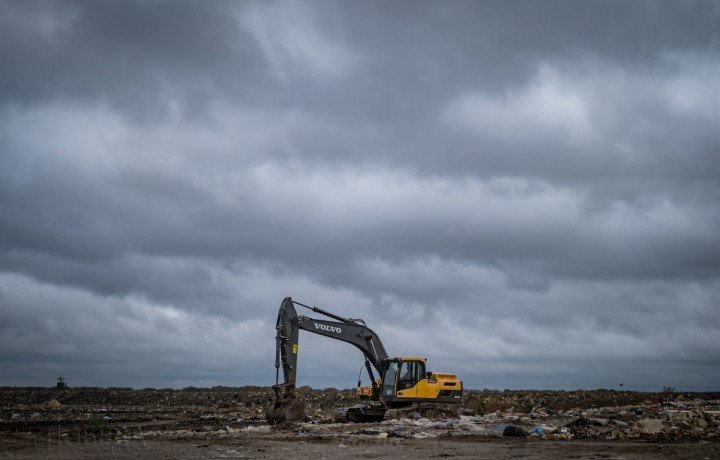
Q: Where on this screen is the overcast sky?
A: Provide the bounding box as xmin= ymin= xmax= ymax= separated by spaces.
xmin=1 ymin=0 xmax=719 ymax=391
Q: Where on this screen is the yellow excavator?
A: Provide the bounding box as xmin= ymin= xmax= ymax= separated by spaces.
xmin=267 ymin=297 xmax=463 ymax=423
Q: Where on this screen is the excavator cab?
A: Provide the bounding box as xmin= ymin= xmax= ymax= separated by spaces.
xmin=382 ymin=358 xmax=423 ymax=397
xmin=381 ymin=357 xmax=463 ymax=404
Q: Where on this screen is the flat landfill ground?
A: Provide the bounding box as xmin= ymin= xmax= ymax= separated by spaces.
xmin=2 ymin=387 xmax=719 ymax=459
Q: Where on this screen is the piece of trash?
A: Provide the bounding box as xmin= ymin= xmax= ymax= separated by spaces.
xmin=388 ymin=429 xmax=409 ymax=438
xmin=503 ymin=425 xmax=528 ymax=437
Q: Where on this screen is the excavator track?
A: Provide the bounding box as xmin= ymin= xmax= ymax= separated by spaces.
xmin=334 ymin=404 xmax=387 ymax=423
xmin=333 ymin=402 xmax=459 ymax=423
xmin=384 ymin=403 xmax=459 ymax=420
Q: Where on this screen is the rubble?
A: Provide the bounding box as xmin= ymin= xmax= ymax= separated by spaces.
xmin=636 ymin=418 xmax=664 ymax=434
xmin=1 ymin=386 xmax=718 ymax=447
xmin=45 ymin=399 xmax=62 ymax=409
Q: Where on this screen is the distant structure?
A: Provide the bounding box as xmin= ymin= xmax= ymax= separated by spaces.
xmin=56 ymin=375 xmax=68 ymax=389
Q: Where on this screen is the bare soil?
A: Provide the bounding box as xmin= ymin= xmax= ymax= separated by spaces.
xmin=2 ymin=387 xmax=718 ymax=459
xmin=3 ymin=434 xmax=720 ymax=459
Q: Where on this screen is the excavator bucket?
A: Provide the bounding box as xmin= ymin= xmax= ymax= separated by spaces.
xmin=267 ymin=381 xmax=305 ymax=423
xmin=266 ymin=399 xmax=306 ymax=424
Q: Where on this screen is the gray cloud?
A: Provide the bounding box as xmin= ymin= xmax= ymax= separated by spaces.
xmin=1 ymin=0 xmax=719 ymax=391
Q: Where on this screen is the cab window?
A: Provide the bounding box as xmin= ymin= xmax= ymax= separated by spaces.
xmin=415 ymin=361 xmax=426 ymax=381
xmin=398 ymin=361 xmax=425 ymax=390
xmin=382 ymin=362 xmax=399 ymax=397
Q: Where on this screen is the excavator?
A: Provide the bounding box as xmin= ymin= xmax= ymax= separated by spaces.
xmin=267 ymin=297 xmax=463 ymax=423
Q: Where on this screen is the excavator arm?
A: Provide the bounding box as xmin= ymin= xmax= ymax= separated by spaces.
xmin=269 ymin=297 xmax=388 ymax=422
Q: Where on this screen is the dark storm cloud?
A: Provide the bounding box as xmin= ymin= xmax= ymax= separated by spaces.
xmin=1 ymin=0 xmax=719 ymax=390
xmin=0 ymin=0 xmax=265 ymax=120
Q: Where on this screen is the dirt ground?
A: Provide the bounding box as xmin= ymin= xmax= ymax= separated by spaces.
xmin=2 ymin=387 xmax=718 ymax=459
xmin=3 ymin=435 xmax=720 ymax=459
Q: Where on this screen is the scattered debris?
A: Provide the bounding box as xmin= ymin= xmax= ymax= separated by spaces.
xmin=636 ymin=418 xmax=664 ymax=434
xmin=0 ymin=387 xmax=718 ymax=445
xmin=45 ymin=399 xmax=62 ymax=409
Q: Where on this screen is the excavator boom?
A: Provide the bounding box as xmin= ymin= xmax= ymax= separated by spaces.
xmin=268 ymin=297 xmax=388 ymax=422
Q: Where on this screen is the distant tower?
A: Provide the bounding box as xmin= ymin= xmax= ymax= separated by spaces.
xmin=56 ymin=375 xmax=68 ymax=389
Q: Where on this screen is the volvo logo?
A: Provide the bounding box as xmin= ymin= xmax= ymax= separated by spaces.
xmin=314 ymin=323 xmax=342 ymax=334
